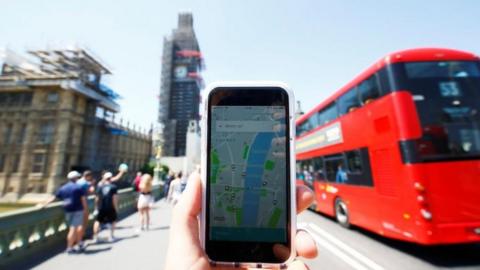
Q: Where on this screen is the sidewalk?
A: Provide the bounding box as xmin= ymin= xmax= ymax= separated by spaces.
xmin=34 ymin=199 xmax=173 ymax=270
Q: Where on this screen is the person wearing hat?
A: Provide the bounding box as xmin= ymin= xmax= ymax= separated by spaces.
xmin=39 ymin=170 xmax=88 ymax=254
xmin=97 ymin=170 xmax=125 ymax=188
xmin=92 ymin=171 xmax=119 ymax=242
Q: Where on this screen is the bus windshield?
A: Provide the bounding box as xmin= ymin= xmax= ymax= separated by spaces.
xmin=401 ymin=61 xmax=480 ymax=161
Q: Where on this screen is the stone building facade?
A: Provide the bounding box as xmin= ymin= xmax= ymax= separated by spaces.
xmin=0 ymin=48 xmax=151 ymax=200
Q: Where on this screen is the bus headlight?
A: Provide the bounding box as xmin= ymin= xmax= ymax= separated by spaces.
xmin=474 ymin=228 xmax=480 ymax=235
xmin=414 ymin=182 xmax=425 ymax=192
xmin=420 ymin=209 xmax=432 ymax=220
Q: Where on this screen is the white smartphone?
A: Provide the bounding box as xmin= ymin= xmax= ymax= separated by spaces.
xmin=200 ymin=82 xmax=296 ymax=268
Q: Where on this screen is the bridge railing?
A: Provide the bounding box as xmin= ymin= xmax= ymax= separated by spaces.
xmin=0 ymin=184 xmax=163 ymax=268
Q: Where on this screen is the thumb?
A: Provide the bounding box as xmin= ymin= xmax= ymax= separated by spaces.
xmin=174 ymin=171 xmax=202 ymax=220
xmin=166 ymin=172 xmax=208 ymax=270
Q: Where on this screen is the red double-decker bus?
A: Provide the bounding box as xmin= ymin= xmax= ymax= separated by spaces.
xmin=296 ymin=48 xmax=480 ymax=245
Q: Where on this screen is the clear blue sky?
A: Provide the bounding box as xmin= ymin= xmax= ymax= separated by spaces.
xmin=2 ymin=0 xmax=479 ymax=128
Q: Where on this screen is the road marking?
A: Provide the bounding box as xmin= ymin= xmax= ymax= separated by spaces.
xmin=308 ymin=223 xmax=385 ymax=270
xmin=307 ymin=227 xmax=369 ymax=270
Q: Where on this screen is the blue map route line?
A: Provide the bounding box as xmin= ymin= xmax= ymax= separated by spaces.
xmin=241 ymin=132 xmax=274 ymax=227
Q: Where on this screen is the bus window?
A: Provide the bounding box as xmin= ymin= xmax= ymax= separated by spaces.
xmin=296 ymin=120 xmax=310 ymax=137
xmin=324 ymin=155 xmax=346 ymax=183
xmin=300 ymin=159 xmax=314 ymax=187
xmin=358 ymin=75 xmax=381 ymax=105
xmin=317 ymin=102 xmax=338 ymax=125
xmin=307 ymin=113 xmax=319 ymax=131
xmin=297 ymin=113 xmax=320 ymax=137
xmin=338 ymin=88 xmax=360 ymax=115
xmin=296 ymin=161 xmax=303 ymax=179
xmin=312 ymin=157 xmax=325 ymax=181
xmin=398 ymin=61 xmax=480 ymax=161
xmin=377 ymin=67 xmax=391 ymax=94
xmin=346 ymin=150 xmax=362 ymax=173
xmin=405 ymin=61 xmax=480 ymax=78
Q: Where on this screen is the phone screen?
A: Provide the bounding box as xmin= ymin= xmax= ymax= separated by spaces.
xmin=206 ymin=87 xmax=291 ymax=263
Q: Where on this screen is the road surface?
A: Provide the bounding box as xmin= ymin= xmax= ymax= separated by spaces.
xmin=33 ymin=200 xmax=480 ymax=270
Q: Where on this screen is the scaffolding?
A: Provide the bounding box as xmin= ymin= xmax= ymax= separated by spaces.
xmin=0 ymin=47 xmax=121 ymax=111
xmin=157 ymin=12 xmax=205 ymax=156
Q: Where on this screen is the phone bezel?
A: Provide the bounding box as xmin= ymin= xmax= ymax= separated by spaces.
xmin=200 ymin=82 xmax=296 ymax=268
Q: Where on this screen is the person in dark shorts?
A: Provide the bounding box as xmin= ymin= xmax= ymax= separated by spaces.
xmin=93 ymin=172 xmax=119 ymax=242
xmin=76 ymin=170 xmax=96 ymax=243
xmin=40 ymin=171 xmax=87 ymax=254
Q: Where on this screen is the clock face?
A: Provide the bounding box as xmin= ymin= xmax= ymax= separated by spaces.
xmin=174 ymin=66 xmax=188 ymax=78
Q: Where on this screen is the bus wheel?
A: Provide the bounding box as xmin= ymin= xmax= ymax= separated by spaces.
xmin=309 ymin=200 xmax=317 ymax=212
xmin=335 ymin=198 xmax=350 ymax=228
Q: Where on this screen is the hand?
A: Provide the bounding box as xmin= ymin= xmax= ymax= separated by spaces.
xmin=165 ymin=172 xmax=318 ymax=270
xmin=35 ymin=203 xmax=46 ymax=209
xmin=36 ymin=196 xmax=55 ymax=209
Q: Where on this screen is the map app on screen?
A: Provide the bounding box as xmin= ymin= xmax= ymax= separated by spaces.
xmin=209 ymin=105 xmax=287 ymax=242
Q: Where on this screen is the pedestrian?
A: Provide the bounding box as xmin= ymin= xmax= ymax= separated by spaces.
xmin=336 ymin=163 xmax=348 ymax=183
xmin=167 ymin=172 xmax=183 ymax=205
xmin=180 ymin=173 xmax=188 ymax=193
xmin=137 ymin=174 xmax=154 ymax=231
xmin=76 ymin=170 xmax=96 ymax=242
xmin=163 ymin=171 xmax=175 ymax=198
xmin=98 ymin=170 xmax=126 ymax=187
xmin=39 ymin=171 xmax=87 ymax=254
xmin=97 ymin=171 xmax=108 ymax=187
xmin=77 ymin=170 xmax=95 ymax=194
xmin=93 ymin=172 xmax=119 ymax=242
xmin=133 ymin=171 xmax=142 ymax=192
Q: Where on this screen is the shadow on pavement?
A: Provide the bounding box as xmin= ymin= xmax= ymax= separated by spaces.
xmin=82 ymin=246 xmax=112 ymax=255
xmin=148 ymin=225 xmax=170 ymax=231
xmin=115 ymin=225 xmax=135 ymax=230
xmin=308 ymin=209 xmax=480 ymax=268
xmin=9 ymin=243 xmax=66 ymax=270
xmin=89 ymin=234 xmax=139 ymax=246
xmin=356 ymin=228 xmax=480 ymax=268
xmin=113 ymin=234 xmax=139 ymax=243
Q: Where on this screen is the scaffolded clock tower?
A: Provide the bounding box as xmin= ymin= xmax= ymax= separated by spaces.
xmin=158 ymin=13 xmax=204 ymax=157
